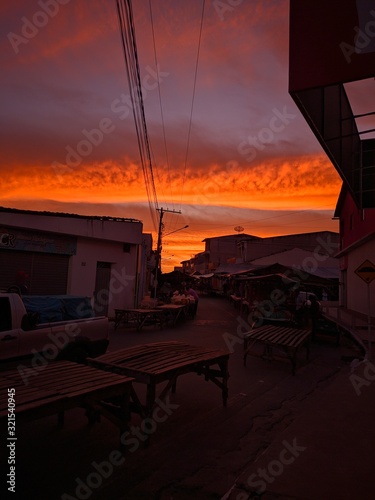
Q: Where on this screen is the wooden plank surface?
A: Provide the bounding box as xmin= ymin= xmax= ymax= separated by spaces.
xmin=0 ymin=360 xmax=134 ymax=421
xmin=243 ymin=325 xmax=311 ymax=375
xmin=92 ymin=341 xmax=230 ymax=376
xmin=88 ymin=341 xmax=231 ymax=414
xmin=244 ymin=325 xmax=311 ymax=347
xmin=114 ymin=308 xmax=165 ymax=330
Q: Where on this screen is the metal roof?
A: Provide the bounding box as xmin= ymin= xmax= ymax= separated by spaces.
xmin=0 ymin=206 xmax=141 ymax=224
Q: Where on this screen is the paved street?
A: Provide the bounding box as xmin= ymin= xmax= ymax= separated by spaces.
xmin=2 ymin=296 xmax=374 ymax=500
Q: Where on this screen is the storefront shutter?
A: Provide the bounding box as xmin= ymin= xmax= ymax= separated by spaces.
xmin=0 ymin=250 xmax=69 ymax=295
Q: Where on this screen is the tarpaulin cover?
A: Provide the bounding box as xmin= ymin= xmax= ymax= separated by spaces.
xmin=23 ymin=295 xmax=94 ymax=323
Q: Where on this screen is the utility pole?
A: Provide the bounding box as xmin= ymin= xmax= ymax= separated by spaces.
xmin=153 ymin=207 xmax=181 ymax=298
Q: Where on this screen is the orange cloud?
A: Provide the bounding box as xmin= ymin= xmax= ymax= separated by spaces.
xmin=1 ymin=0 xmax=341 ymax=273
xmin=1 ymin=154 xmax=341 ymax=210
xmin=157 ymin=155 xmax=341 ymax=210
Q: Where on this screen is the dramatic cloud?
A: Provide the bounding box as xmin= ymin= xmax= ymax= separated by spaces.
xmin=0 ymin=0 xmax=342 ymax=270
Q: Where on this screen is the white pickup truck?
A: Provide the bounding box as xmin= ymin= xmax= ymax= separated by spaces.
xmin=0 ymin=292 xmax=109 ymax=362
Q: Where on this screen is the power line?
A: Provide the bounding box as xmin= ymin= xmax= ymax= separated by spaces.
xmin=148 ymin=0 xmax=174 ymax=209
xmin=180 ymin=0 xmax=206 ymax=207
xmin=147 ymin=2 xmax=207 ymax=235
xmin=182 ymin=203 xmax=336 ymax=227
xmin=115 ymin=0 xmax=159 ymax=230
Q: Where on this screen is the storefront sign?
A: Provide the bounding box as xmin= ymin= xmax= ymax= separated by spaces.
xmin=0 ymin=227 xmax=77 ymax=255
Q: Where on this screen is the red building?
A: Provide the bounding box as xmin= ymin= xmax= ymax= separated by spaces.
xmin=289 ymin=0 xmax=375 ymax=347
xmin=334 ymin=186 xmax=375 ymax=317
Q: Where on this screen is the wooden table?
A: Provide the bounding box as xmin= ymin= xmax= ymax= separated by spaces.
xmin=243 ymin=325 xmax=311 ymax=375
xmin=88 ymin=341 xmax=230 ymax=420
xmin=156 ymin=304 xmax=189 ymax=326
xmin=114 ymin=308 xmax=165 ymax=331
xmin=0 ymin=360 xmax=134 ymax=431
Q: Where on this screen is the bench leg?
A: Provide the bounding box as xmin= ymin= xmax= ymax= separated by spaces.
xmin=172 ymin=377 xmax=177 ymax=394
xmin=221 ymin=359 xmax=229 ymax=407
xmin=198 ymin=359 xmax=229 ymax=407
xmin=243 ymin=337 xmax=256 ymax=367
xmin=243 ymin=348 xmax=248 ymax=367
xmin=291 ymin=354 xmax=297 ymax=376
xmin=58 ymin=411 xmax=64 ymax=427
xmin=145 ymin=384 xmax=156 ymax=419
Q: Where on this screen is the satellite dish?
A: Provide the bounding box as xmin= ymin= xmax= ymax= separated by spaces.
xmin=234 ymin=226 xmax=244 ymax=233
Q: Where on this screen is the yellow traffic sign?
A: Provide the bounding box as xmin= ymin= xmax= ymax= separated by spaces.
xmin=355 ymin=259 xmax=375 ymax=284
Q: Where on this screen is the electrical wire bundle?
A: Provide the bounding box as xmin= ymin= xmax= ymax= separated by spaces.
xmin=115 ymin=0 xmax=159 ymax=230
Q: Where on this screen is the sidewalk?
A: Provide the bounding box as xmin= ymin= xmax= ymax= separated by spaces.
xmin=222 ymin=358 xmax=375 ymax=499
xmin=322 ymin=302 xmax=375 ymax=355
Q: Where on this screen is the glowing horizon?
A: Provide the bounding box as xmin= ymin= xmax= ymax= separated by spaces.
xmin=1 ymin=1 xmax=342 ymax=272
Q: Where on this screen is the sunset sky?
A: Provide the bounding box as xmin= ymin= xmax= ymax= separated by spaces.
xmin=0 ymin=0 xmax=343 ymax=271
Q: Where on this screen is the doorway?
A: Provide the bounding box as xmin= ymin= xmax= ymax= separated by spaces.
xmin=94 ymin=262 xmax=111 ymax=316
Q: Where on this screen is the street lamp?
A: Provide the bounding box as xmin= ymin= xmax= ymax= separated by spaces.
xmin=163 ymin=225 xmax=189 ymax=237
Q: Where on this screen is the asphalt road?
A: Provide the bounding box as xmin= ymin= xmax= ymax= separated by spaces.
xmin=1 ymin=296 xmax=373 ymax=500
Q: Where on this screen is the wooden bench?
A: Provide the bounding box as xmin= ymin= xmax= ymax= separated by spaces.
xmin=0 ymin=360 xmax=134 ymax=432
xmin=114 ymin=308 xmax=165 ymax=331
xmin=243 ymin=325 xmax=311 ymax=375
xmin=88 ymin=341 xmax=230 ymax=420
xmin=156 ymin=304 xmax=190 ymax=326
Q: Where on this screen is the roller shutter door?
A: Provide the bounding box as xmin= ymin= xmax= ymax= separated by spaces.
xmin=0 ymin=250 xmax=69 ymax=294
xmin=0 ymin=251 xmax=33 ymax=289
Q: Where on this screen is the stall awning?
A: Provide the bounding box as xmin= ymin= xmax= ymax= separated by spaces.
xmin=235 ymin=273 xmax=298 ymax=285
xmin=195 ymin=273 xmax=214 ymax=279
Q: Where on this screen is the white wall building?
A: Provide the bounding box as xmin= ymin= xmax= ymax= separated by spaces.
xmin=0 ymin=207 xmax=150 ymax=317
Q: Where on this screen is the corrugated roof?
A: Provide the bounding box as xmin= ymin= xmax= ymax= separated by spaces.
xmin=0 ymin=206 xmax=141 ymax=224
xmin=213 ymin=263 xmax=264 ymax=275
xmin=249 ymin=247 xmax=339 ymax=279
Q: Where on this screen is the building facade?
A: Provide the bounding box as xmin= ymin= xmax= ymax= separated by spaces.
xmin=334 ymin=187 xmax=375 ymax=317
xmin=239 ymin=231 xmax=339 ymax=263
xmin=182 ymin=231 xmax=339 ymax=277
xmin=182 ymin=234 xmax=260 ymax=274
xmin=289 ymin=0 xmax=375 ymax=343
xmin=0 ymin=207 xmax=151 ymax=317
